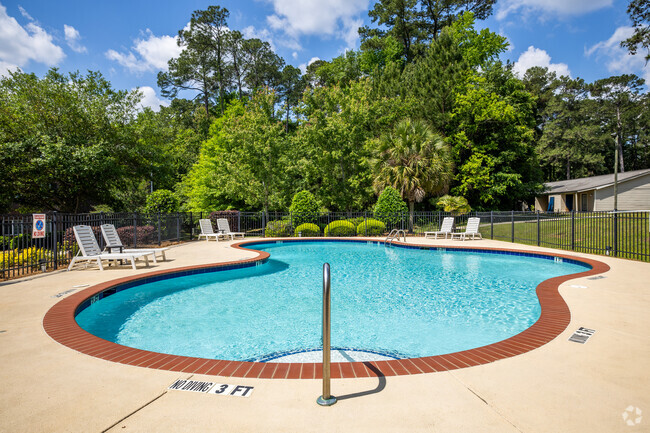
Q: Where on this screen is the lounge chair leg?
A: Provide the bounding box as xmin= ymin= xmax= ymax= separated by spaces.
xmin=67 ymin=258 xmax=76 ymax=271
xmin=97 ymin=258 xmax=104 ymax=271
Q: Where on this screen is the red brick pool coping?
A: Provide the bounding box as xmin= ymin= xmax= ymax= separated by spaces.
xmin=43 ymin=240 xmax=609 ymax=379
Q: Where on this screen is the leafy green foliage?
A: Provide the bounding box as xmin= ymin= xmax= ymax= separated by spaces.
xmin=449 ymin=67 xmax=542 ymax=209
xmin=295 ymin=223 xmax=320 ymax=236
xmin=265 ymin=219 xmax=292 ymax=237
xmin=535 ymin=76 xmax=605 ymax=181
xmin=144 ymin=190 xmax=180 ymax=214
xmin=0 ymin=69 xmax=143 ymax=213
xmin=182 ymin=90 xmax=289 ymax=213
xmin=288 ymin=191 xmax=320 ymax=226
xmin=324 ymin=220 xmax=356 ymax=236
xmin=373 ymin=186 xmax=408 ymax=224
xmin=436 ymin=195 xmax=471 ymax=215
xmin=295 ymin=79 xmax=408 ymax=211
xmin=357 ymin=218 xmax=386 ymax=235
xmin=621 ymin=0 xmax=650 ymax=62
xmin=372 ymin=118 xmax=453 ymax=228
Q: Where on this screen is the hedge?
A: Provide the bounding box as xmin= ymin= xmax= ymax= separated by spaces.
xmin=265 ymin=219 xmax=293 ymax=237
xmin=324 ymin=220 xmax=356 ymax=237
xmin=294 ymin=223 xmax=320 ymax=237
xmin=357 ymin=218 xmax=386 ymax=236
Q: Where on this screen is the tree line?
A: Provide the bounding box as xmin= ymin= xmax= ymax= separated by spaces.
xmin=0 ymin=0 xmax=648 ymax=215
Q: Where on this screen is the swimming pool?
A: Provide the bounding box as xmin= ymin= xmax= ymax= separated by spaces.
xmin=74 ymin=240 xmax=591 ymax=363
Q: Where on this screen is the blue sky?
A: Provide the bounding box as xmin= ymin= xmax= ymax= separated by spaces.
xmin=1 ymin=0 xmax=647 ymax=110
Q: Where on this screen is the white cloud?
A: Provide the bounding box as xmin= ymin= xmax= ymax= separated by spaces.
xmin=513 ymin=46 xmax=571 ymax=78
xmin=0 ymin=60 xmax=20 ymax=77
xmin=292 ymin=51 xmax=298 ymax=60
xmin=0 ymin=4 xmax=65 ymax=72
xmin=585 ymin=26 xmax=649 ymax=82
xmin=299 ymin=56 xmax=320 ymax=74
xmin=64 ymin=24 xmax=87 ymax=53
xmin=497 ymin=0 xmax=612 ymax=20
xmin=136 ymin=86 xmax=169 ymax=112
xmin=106 ymin=49 xmax=147 ymax=73
xmin=242 ymin=25 xmax=276 ymax=51
xmin=17 ymin=5 xmax=33 ymax=21
xmin=266 ymin=0 xmax=367 ymax=48
xmin=106 ymin=29 xmax=182 ymax=74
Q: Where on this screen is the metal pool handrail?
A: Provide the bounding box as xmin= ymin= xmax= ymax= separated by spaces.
xmin=317 ymin=263 xmax=336 ymax=406
xmin=385 ymin=229 xmax=406 ymax=245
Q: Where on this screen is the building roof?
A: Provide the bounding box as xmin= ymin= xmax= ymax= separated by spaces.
xmin=543 ymin=168 xmax=650 ymax=194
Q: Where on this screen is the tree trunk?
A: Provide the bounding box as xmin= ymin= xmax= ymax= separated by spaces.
xmin=408 ymin=200 xmax=414 ymax=233
xmin=616 ymin=105 xmax=625 ymax=173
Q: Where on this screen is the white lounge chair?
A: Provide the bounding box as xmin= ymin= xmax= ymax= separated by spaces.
xmin=450 ymin=217 xmax=483 ymax=241
xmin=100 ymin=224 xmax=168 ymax=263
xmin=216 ymin=218 xmax=245 ymax=240
xmin=198 ymin=219 xmax=223 ymax=241
xmin=424 ymin=217 xmax=454 ymax=239
xmin=68 ymin=225 xmax=150 ymax=271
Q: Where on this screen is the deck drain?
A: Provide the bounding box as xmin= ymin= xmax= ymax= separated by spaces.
xmin=587 ymin=276 xmax=606 ymax=280
xmin=568 ymin=327 xmax=595 ymax=344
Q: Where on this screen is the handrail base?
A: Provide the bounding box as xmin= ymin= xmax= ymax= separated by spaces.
xmin=317 ymin=395 xmax=337 ymax=406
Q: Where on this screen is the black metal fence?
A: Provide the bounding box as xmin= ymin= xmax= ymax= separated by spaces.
xmin=0 ymin=212 xmax=202 ymax=279
xmin=2 ymin=210 xmax=648 ymax=279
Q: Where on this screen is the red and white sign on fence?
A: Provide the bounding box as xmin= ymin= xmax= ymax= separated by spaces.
xmin=32 ymin=214 xmax=46 ymax=238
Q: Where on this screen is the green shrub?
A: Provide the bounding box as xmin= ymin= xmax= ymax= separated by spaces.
xmin=357 ymin=218 xmax=386 ymax=236
xmin=373 ymin=186 xmax=407 ymax=225
xmin=265 ymin=219 xmax=293 ymax=237
xmin=346 ymin=217 xmax=365 ymax=227
xmin=324 ymin=220 xmax=356 ymax=237
xmin=144 ymin=189 xmax=179 ymax=214
xmin=289 ymin=191 xmax=320 ymax=226
xmin=294 ymin=223 xmax=320 ymax=236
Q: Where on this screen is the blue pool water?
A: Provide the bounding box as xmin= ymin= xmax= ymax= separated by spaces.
xmin=75 ymin=241 xmax=589 ymax=361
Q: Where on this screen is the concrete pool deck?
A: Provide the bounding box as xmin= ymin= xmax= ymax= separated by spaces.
xmin=0 ymin=238 xmax=648 ymax=432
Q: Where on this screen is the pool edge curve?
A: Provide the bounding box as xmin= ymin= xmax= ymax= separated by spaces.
xmin=43 ymin=238 xmax=610 ymax=379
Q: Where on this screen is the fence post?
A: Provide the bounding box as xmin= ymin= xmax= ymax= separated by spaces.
xmin=157 ymin=213 xmax=162 ymax=246
xmin=536 ymin=211 xmax=540 ymax=247
xmin=133 ymin=213 xmax=137 ymax=248
xmin=570 ymin=210 xmax=575 ymax=251
xmin=262 ymin=211 xmax=266 ymax=237
xmin=237 ymin=211 xmax=241 ymax=233
xmin=511 ymin=210 xmax=515 ymax=243
xmin=490 ymin=211 xmax=494 ymax=240
xmin=189 ymin=212 xmax=193 ymax=241
xmin=1 ymin=216 xmax=5 ymax=277
xmin=364 ymin=212 xmax=368 ymax=236
xmin=613 ymin=212 xmax=618 ymax=257
xmin=176 ymin=212 xmax=180 ymax=241
xmin=52 ymin=211 xmax=58 ymax=270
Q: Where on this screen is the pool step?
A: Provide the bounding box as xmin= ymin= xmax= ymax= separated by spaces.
xmin=264 ymin=348 xmax=400 ymax=363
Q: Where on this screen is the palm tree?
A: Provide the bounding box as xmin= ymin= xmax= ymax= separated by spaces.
xmin=372 ymin=118 xmax=454 ymax=231
xmin=436 ymin=195 xmax=471 ymax=215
